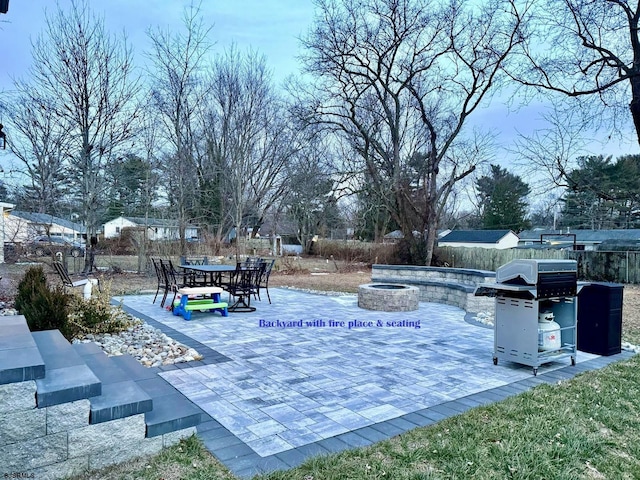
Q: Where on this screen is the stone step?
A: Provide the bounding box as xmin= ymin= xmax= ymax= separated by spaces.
xmin=0 ymin=315 xmax=45 ymax=385
xmin=72 ymin=343 xmax=153 ymax=424
xmin=108 ymin=355 xmax=203 ymax=438
xmin=30 ymin=330 xmax=101 ymax=407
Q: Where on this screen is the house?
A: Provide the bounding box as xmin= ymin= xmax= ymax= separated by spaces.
xmin=438 ymin=229 xmax=519 ymax=249
xmin=5 ymin=210 xmax=85 ymax=243
xmin=103 ymin=216 xmax=199 ymax=241
xmin=0 ymin=202 xmax=15 ymax=263
xmin=518 ymin=229 xmax=640 ymax=251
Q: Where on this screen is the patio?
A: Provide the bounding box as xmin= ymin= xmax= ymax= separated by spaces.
xmin=117 ymin=288 xmax=631 ymax=478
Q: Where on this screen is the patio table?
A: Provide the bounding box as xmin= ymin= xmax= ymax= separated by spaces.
xmin=179 ymin=264 xmax=236 ymax=288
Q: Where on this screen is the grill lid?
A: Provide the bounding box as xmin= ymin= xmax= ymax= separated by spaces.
xmin=496 ymin=259 xmax=577 ymax=285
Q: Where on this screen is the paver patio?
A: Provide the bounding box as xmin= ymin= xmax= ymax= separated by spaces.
xmin=116 ymin=288 xmax=631 ymax=478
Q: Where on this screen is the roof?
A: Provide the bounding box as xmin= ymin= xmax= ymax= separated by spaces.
xmin=116 ymin=217 xmax=199 ymax=229
xmin=383 ymin=230 xmax=405 ymax=239
xmin=439 ymin=229 xmax=515 ymax=244
xmin=383 ymin=229 xmax=450 ymax=239
xmin=519 ymin=229 xmax=640 ymax=243
xmin=11 ymin=210 xmax=85 ymax=233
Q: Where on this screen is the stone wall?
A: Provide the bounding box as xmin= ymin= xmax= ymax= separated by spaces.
xmin=0 ymin=378 xmax=195 ymax=478
xmin=371 ymin=264 xmax=496 ymax=314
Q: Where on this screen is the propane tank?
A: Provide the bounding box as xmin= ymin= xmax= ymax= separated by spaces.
xmin=538 ymin=310 xmax=561 ymax=351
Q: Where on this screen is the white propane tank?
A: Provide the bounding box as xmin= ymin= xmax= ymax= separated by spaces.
xmin=538 ymin=311 xmax=561 ymax=351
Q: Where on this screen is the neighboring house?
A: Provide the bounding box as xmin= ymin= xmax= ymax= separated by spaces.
xmin=0 ymin=202 xmax=15 ymax=263
xmin=438 ymin=229 xmax=519 ymax=249
xmin=518 ymin=229 xmax=640 ymax=251
xmin=5 ymin=210 xmax=85 ymax=244
xmin=103 ymin=216 xmax=199 ymax=241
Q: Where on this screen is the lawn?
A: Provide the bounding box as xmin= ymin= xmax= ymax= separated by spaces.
xmin=74 ymin=354 xmax=640 ymax=479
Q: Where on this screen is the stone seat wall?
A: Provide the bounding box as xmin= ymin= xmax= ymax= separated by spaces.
xmin=371 ymin=264 xmax=496 ymax=315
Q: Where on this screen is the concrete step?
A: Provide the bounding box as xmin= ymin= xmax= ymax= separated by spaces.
xmin=72 ymin=343 xmax=153 ymax=424
xmin=0 ymin=315 xmax=45 ymax=385
xmin=108 ymin=355 xmax=203 ymax=437
xmin=30 ymin=330 xmax=101 ymax=407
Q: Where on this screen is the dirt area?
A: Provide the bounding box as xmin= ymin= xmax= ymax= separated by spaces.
xmin=1 ymin=258 xmax=639 ymax=344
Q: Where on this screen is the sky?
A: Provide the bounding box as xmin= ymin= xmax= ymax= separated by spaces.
xmin=0 ymin=0 xmax=315 ymax=89
xmin=0 ymin=0 xmax=638 ymax=204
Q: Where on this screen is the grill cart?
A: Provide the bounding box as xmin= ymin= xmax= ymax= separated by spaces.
xmin=475 ymin=259 xmax=580 ymax=376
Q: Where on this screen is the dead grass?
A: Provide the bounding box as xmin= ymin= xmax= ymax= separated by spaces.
xmin=622 ymin=284 xmax=640 ymax=344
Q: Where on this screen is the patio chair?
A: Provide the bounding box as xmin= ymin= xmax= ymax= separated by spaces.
xmin=151 ymin=257 xmax=168 ymax=305
xmin=160 ymin=259 xmax=186 ymax=309
xmin=179 ymin=256 xmax=210 ymax=286
xmin=227 ymin=262 xmax=262 ymax=312
xmin=256 ymin=259 xmax=275 ymax=304
xmin=52 ymin=261 xmax=100 ymax=294
xmin=180 ymin=256 xmax=209 ymax=266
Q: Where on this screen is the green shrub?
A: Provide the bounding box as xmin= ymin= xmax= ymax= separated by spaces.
xmin=15 ymin=266 xmax=72 ymax=338
xmin=66 ymin=281 xmax=135 ymax=339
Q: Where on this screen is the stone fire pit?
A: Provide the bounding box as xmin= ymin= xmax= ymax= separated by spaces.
xmin=358 ymin=283 xmax=419 ymax=312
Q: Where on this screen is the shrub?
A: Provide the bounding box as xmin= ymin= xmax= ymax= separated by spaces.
xmin=66 ymin=281 xmax=135 ymax=339
xmin=15 ymin=266 xmax=72 ymax=337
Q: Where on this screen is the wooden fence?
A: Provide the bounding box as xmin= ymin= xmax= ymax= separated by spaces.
xmin=435 ymin=246 xmax=640 ymax=284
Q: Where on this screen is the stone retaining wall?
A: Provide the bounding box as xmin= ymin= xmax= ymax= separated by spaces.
xmin=0 ymin=379 xmax=195 ymax=478
xmin=371 ymin=264 xmax=496 ymax=314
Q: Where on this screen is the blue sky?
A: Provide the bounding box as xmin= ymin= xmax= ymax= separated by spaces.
xmin=0 ymin=0 xmax=315 ymax=89
xmin=1 ymin=0 xmax=638 ymax=185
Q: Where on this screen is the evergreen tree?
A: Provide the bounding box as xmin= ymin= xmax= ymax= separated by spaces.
xmin=476 ymin=164 xmax=531 ymax=231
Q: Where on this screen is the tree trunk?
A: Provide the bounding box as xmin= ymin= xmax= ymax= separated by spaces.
xmin=630 ymin=77 xmax=640 ymax=146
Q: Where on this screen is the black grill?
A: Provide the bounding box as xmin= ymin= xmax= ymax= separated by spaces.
xmin=495 ymin=259 xmax=578 ymax=299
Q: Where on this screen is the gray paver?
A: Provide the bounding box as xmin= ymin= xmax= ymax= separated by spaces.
xmin=116 ymin=289 xmax=629 ymax=474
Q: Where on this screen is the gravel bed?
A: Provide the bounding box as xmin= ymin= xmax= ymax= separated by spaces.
xmin=73 ymin=321 xmax=203 ymax=367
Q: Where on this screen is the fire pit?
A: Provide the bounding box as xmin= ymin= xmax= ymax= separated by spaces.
xmin=358 ymin=283 xmax=419 ymax=311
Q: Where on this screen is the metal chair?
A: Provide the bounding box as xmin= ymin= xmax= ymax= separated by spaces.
xmin=257 ymin=259 xmax=275 ymax=304
xmin=151 ymin=257 xmax=168 ymax=305
xmin=160 ymin=259 xmax=185 ymax=309
xmin=179 ymin=256 xmax=210 ymax=286
xmin=227 ymin=262 xmax=262 ymax=312
xmin=180 ymin=256 xmax=209 ymax=265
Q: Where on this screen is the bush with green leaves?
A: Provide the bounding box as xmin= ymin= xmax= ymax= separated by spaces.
xmin=15 ymin=266 xmax=72 ymax=338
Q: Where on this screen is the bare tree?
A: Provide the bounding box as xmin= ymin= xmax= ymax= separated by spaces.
xmin=202 ymin=48 xmax=292 ymax=257
xmin=513 ymin=107 xmax=590 ymax=192
xmin=298 ymin=0 xmax=528 ymax=264
xmin=511 ymin=0 xmax=640 ymax=144
xmin=27 ymin=0 xmax=140 ymax=272
xmin=146 ymin=3 xmax=212 ymax=254
xmin=0 ymin=86 xmax=70 ymax=214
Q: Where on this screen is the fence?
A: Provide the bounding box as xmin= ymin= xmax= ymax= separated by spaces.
xmin=435 ymin=246 xmax=640 ymax=284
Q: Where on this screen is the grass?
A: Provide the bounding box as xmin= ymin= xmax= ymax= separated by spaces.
xmin=67 ymin=435 xmax=236 ymax=480
xmin=73 ymin=355 xmax=640 ymax=480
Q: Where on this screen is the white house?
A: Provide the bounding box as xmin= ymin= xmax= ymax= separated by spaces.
xmin=0 ymin=202 xmax=15 ymax=263
xmin=103 ymin=216 xmax=199 ymax=241
xmin=5 ymin=210 xmax=85 ymax=243
xmin=438 ymin=229 xmax=519 ymax=249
